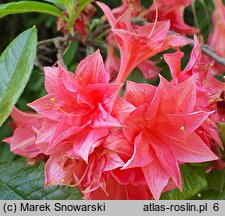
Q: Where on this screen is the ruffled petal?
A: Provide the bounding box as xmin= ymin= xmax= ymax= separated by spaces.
xmin=172 ymin=132 xmax=218 ymax=162
xmin=76 ymin=50 xmax=109 ymax=87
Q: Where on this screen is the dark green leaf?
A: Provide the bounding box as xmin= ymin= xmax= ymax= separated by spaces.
xmin=160 ymin=164 xmax=208 ymax=200
xmin=0 ymin=1 xmax=66 ymax=20
xmin=217 ymin=185 xmax=225 ymax=199
xmin=0 ymin=122 xmax=15 ymax=162
xmin=0 ymin=143 xmax=16 ymax=163
xmin=128 ymin=68 xmax=148 ymax=83
xmin=0 ymin=159 xmax=82 ymax=200
xmin=0 ymin=27 xmax=37 ymax=126
xmin=192 ymin=189 xmax=220 ymax=200
xmin=207 ymin=168 xmax=225 ymax=192
xmin=63 ymin=41 xmax=78 ymax=67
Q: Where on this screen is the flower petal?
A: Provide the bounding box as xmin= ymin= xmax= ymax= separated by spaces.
xmin=142 ymin=159 xmax=169 ymax=200
xmin=172 ymin=132 xmax=219 ymax=162
xmin=160 ymin=111 xmax=213 ymax=140
xmin=91 ymin=103 xmax=121 ymax=128
xmin=149 ymin=135 xmax=181 ymax=190
xmin=73 ymin=127 xmax=108 ymax=162
xmin=163 ymin=51 xmax=184 ymax=82
xmin=96 ymin=1 xmax=116 ymax=27
xmin=44 ymin=66 xmax=58 ymax=94
xmin=8 ymin=119 xmax=43 ymax=158
xmin=125 ymin=81 xmax=156 ymax=107
xmin=157 ymin=75 xmax=196 ymax=113
xmin=104 ymin=130 xmax=132 ymax=157
xmin=76 ymin=50 xmax=109 ymax=87
xmin=45 ymin=152 xmax=73 ymax=187
xmin=123 ymin=133 xmax=154 ymax=169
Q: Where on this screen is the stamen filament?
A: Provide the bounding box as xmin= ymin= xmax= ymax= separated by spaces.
xmin=149 ymin=0 xmax=158 ymax=39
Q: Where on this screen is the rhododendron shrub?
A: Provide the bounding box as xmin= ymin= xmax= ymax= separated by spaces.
xmin=1 ymin=0 xmax=225 ymax=200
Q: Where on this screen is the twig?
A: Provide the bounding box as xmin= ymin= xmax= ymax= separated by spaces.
xmin=36 ymin=35 xmax=72 ymax=69
xmin=91 ymin=23 xmax=111 ymax=38
xmin=37 ymin=35 xmax=70 ymax=48
xmin=188 ymin=38 xmax=225 ymax=67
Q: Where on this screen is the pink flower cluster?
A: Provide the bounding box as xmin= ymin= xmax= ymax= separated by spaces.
xmin=4 ymin=1 xmax=225 ymax=199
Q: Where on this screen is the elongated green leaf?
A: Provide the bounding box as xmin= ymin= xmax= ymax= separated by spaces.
xmin=0 ymin=27 xmax=37 ymax=126
xmin=160 ymin=165 xmax=208 ymax=200
xmin=0 ymin=1 xmax=66 ymax=20
xmin=207 ymin=169 xmax=225 ymax=192
xmin=44 ymin=0 xmax=70 ymax=5
xmin=0 ymin=159 xmax=81 ymax=200
xmin=63 ymin=41 xmax=78 ymax=67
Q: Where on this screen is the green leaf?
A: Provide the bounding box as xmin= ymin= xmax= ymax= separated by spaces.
xmin=218 ymin=185 xmax=225 ymax=199
xmin=0 ymin=159 xmax=82 ymax=200
xmin=160 ymin=164 xmax=208 ymax=200
xmin=128 ymin=68 xmax=148 ymax=83
xmin=207 ymin=168 xmax=225 ymax=192
xmin=44 ymin=0 xmax=70 ymax=4
xmin=0 ymin=27 xmax=37 ymax=126
xmin=63 ymin=41 xmax=78 ymax=67
xmin=0 ymin=122 xmax=15 ymax=163
xmin=0 ymin=1 xmax=66 ymax=20
xmin=192 ymin=189 xmax=220 ymax=200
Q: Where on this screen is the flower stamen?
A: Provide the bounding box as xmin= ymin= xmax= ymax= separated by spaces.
xmin=148 ymin=0 xmax=158 ymax=39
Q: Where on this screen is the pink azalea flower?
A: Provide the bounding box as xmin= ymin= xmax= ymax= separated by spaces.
xmin=147 ymin=0 xmax=199 ymax=35
xmin=97 ymin=2 xmax=188 ymax=83
xmin=122 ymin=77 xmax=218 ymax=199
xmin=208 ymin=0 xmax=225 ymax=73
xmin=163 ymin=36 xmax=224 ymax=149
xmin=28 ymin=50 xmax=123 ymax=162
xmin=3 ymin=108 xmax=44 ymax=158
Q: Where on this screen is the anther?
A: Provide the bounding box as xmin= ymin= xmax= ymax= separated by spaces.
xmin=50 ymin=98 xmax=56 ymax=103
xmin=180 ymin=126 xmax=185 ymax=131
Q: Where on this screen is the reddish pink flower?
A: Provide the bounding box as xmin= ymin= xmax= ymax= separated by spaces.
xmin=208 ymin=0 xmax=225 ymax=73
xmin=97 ymin=2 xmax=188 ymax=83
xmin=28 ymin=50 xmax=123 ymax=162
xmin=147 ymin=0 xmax=199 ymax=35
xmin=3 ymin=108 xmax=44 ymax=158
xmin=122 ymin=77 xmax=218 ymax=199
xmin=163 ymin=36 xmax=224 ymax=149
